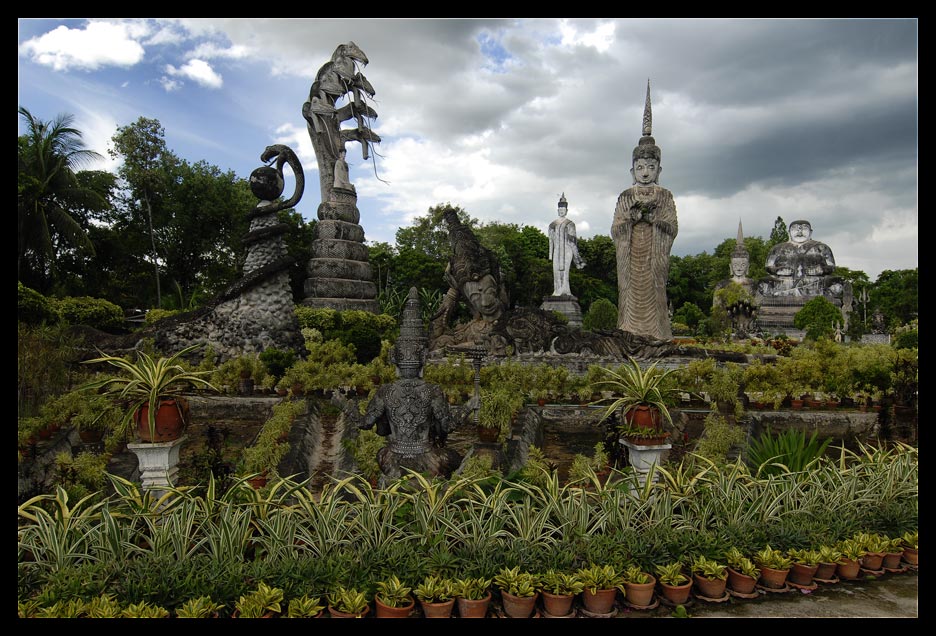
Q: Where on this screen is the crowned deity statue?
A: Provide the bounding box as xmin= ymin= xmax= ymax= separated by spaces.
xmin=548 ymin=193 xmax=585 ymax=297
xmin=611 ymin=80 xmax=678 ymax=341
xmin=359 ymin=287 xmax=462 ymax=481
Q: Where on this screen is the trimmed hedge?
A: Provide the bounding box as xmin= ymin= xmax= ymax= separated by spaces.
xmin=53 ymin=296 xmax=124 ymax=332
xmin=17 ymin=282 xmax=59 ymax=325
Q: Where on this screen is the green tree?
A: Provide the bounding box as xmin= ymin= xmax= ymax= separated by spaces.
xmin=394 ymin=203 xmax=476 ymax=261
xmin=18 ymin=107 xmax=106 ymax=292
xmin=794 ymin=296 xmax=843 ymax=341
xmin=673 ymin=301 xmax=706 ymax=330
xmin=712 ymin=235 xmax=770 ymax=282
xmin=582 ymin=297 xmax=618 ymax=331
xmin=768 ymin=216 xmax=788 ymax=247
xmin=110 ymin=117 xmax=172 ymax=307
xmin=668 ymin=252 xmax=721 ymax=317
xmin=872 ymin=268 xmax=918 ymax=330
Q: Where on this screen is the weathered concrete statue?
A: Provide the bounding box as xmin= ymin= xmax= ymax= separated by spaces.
xmin=713 ymin=221 xmax=758 ymax=337
xmin=360 ymin=287 xmax=461 ymax=481
xmin=301 ymin=42 xmax=380 ymax=312
xmin=548 ymin=193 xmax=585 ymax=297
xmin=611 ymin=80 xmax=678 ymax=341
xmin=760 ymin=220 xmax=837 ymax=297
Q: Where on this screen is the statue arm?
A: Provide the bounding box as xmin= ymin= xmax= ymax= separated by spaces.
xmin=360 ymin=389 xmax=386 ymax=430
xmin=650 ymin=190 xmax=678 ymax=238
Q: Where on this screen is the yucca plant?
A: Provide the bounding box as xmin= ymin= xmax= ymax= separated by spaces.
xmin=592 ymin=356 xmax=678 ymax=426
xmin=80 ymin=343 xmax=219 ymax=442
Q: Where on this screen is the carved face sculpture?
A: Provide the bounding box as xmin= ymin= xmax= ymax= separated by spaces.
xmin=463 ymin=274 xmax=503 ymax=321
xmin=558 ymin=206 xmax=568 ymax=218
xmin=789 ymin=222 xmax=812 ymax=244
xmin=730 ymin=256 xmax=749 ymax=278
xmin=631 ymin=157 xmax=661 ymax=186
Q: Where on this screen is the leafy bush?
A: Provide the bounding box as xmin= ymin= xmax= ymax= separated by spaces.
xmin=18 ymin=282 xmax=59 ymax=325
xmin=259 ymin=347 xmax=297 ymax=382
xmin=793 ymin=296 xmax=842 ymax=341
xmin=144 ymin=308 xmax=181 ymax=325
xmin=52 ymin=296 xmax=124 ymax=331
xmin=694 ymin=413 xmax=747 ymax=464
xmin=582 ymin=297 xmax=618 ymax=332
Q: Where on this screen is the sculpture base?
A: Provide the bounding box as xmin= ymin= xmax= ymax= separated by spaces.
xmin=127 ymin=436 xmax=187 ymax=501
xmin=541 ymin=296 xmax=583 ymax=329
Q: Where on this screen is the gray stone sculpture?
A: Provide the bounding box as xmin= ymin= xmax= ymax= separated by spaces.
xmin=611 ymin=81 xmax=678 ymax=341
xmin=541 ymin=193 xmax=585 ymax=327
xmin=756 ymin=219 xmax=852 ymax=334
xmin=548 ymin=193 xmax=585 ymax=297
xmin=713 ymin=220 xmax=758 ymax=336
xmin=359 ymin=287 xmax=462 ymax=481
xmin=302 ymin=42 xmax=380 ymax=312
xmin=428 ymin=207 xmax=675 ymax=359
xmin=151 ymin=145 xmax=305 ymax=361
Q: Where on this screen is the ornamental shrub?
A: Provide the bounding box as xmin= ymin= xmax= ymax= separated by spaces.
xmin=53 ymin=296 xmax=124 ymax=331
xmin=17 ymin=282 xmax=59 ymax=325
xmin=583 ymin=297 xmax=618 ymax=332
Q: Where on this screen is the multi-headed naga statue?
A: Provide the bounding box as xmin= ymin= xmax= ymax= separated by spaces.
xmin=301 ymin=42 xmax=381 ymax=312
xmin=301 ymin=41 xmax=381 ymax=206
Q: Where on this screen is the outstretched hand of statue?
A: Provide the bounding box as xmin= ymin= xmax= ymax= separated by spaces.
xmin=574 ymin=255 xmax=586 ymax=269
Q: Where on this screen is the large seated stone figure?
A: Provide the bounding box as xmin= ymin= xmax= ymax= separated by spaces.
xmin=611 ymin=81 xmax=678 ymax=342
xmin=756 ymin=219 xmax=852 ymax=333
xmin=360 ymin=287 xmax=461 ymax=481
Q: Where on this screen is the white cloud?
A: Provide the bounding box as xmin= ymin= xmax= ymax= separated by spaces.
xmin=187 ymin=42 xmax=251 ymax=60
xmin=164 ymin=59 xmax=223 ymax=89
xmin=272 ymin=123 xmax=317 ymax=176
xmin=159 ymin=76 xmax=182 ymax=92
xmin=558 ymin=19 xmax=616 ymax=52
xmin=19 ymin=21 xmax=145 ymax=71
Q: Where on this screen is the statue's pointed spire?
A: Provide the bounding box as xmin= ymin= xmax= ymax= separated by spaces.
xmin=732 ymin=219 xmax=749 ymax=258
xmin=559 ymin=192 xmax=568 ymax=208
xmin=642 ymin=78 xmax=653 ymax=137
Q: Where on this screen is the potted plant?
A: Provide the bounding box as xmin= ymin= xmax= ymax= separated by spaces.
xmin=690 ymin=555 xmax=728 ymax=600
xmin=234 ymin=581 xmax=284 ymax=618
xmin=568 ymin=442 xmax=610 ymax=484
xmin=881 ymin=536 xmax=905 ymax=570
xmin=592 ymin=356 xmax=678 ymax=430
xmin=575 ymin=563 xmax=624 ymax=615
xmin=754 ymin=545 xmax=793 ymax=589
xmin=327 ymin=586 xmax=371 ymax=618
xmin=815 ymin=545 xmax=843 ymax=581
xmin=655 ymin=562 xmax=692 ymax=605
xmin=286 ymin=595 xmax=325 ymax=618
xmin=857 ymin=532 xmax=889 ymax=571
xmin=175 ymin=596 xmax=225 ymax=619
xmin=453 ymin=576 xmax=492 ymax=619
xmin=479 ymin=387 xmax=521 ymax=444
xmin=787 ymin=548 xmax=822 ymax=587
xmin=900 ymin=530 xmax=918 ymax=566
xmin=81 ymin=343 xmax=219 ymax=443
xmin=836 ymin=538 xmax=866 ymax=580
xmin=493 ymin=566 xmax=539 ymax=618
xmin=539 ymin=570 xmax=583 ymax=617
xmin=413 ymin=574 xmax=456 ymax=618
xmin=375 ymin=575 xmax=415 ymax=618
xmin=723 ymin=547 xmax=760 ymax=595
xmin=622 ymin=564 xmax=656 ymax=608
xmin=121 ymin=601 xmax=170 ymax=618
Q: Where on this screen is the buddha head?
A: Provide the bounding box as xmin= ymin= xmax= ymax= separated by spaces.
xmin=789 ymin=220 xmax=813 ymax=244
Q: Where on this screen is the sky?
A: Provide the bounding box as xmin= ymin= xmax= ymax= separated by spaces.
xmin=18 ymin=18 xmax=918 ymax=282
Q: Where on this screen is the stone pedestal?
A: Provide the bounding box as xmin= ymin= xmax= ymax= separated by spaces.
xmin=620 ymin=438 xmax=671 ymax=493
xmin=127 ymin=436 xmax=187 ymax=499
xmin=541 ymin=295 xmax=583 ymax=329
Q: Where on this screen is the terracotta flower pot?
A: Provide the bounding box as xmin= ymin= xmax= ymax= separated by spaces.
xmin=375 ymin=596 xmax=414 ymax=618
xmin=500 ymin=591 xmax=537 ymax=618
xmin=788 ymin=563 xmax=819 ymax=587
xmin=861 ymin=552 xmax=885 ymax=571
xmin=901 ymin=548 xmax=918 ymax=566
xmin=758 ymin=566 xmax=790 ymax=589
xmin=837 ymin=558 xmax=861 ymax=580
xmin=581 ymin=588 xmax=617 ymax=614
xmin=624 ymin=575 xmax=656 ymax=607
xmin=328 ymin=605 xmax=370 ymax=618
xmin=136 ymin=398 xmax=187 ymax=442
xmin=420 ymin=598 xmax=455 ymax=618
xmin=882 ymin=552 xmax=903 ymax=570
xmin=456 ymin=592 xmax=491 ymax=618
xmin=814 ymin=562 xmax=838 ymax=580
xmin=658 ymin=580 xmax=692 ymax=605
xmin=541 ymin=591 xmax=574 ymax=617
xmin=692 ymin=574 xmax=727 ymax=599
xmin=726 ymin=568 xmax=757 ymax=594
xmin=624 ymin=405 xmax=662 ymax=430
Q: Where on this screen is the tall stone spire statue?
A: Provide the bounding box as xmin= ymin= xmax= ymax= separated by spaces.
xmin=610 ymin=80 xmax=679 ymax=341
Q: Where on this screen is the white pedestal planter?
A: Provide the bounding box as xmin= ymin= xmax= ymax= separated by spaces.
xmin=127 ymin=435 xmax=187 ymax=499
xmin=620 ymin=438 xmax=671 ymax=493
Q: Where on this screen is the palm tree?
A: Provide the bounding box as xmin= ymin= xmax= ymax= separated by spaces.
xmin=18 ymin=106 xmax=105 ymax=290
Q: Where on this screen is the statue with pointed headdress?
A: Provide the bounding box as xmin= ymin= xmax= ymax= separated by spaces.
xmin=360 ymin=287 xmax=462 ymax=481
xmin=611 ymin=80 xmax=678 ymax=341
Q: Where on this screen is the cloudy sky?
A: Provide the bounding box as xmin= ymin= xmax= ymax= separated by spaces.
xmin=18 ymin=18 xmax=917 ymax=281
